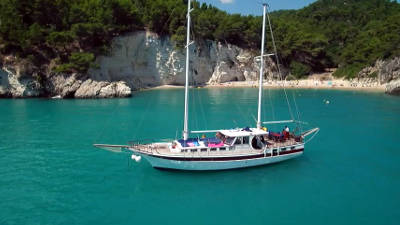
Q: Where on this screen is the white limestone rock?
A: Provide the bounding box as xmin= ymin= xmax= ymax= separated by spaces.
xmin=98 ymin=81 xmax=131 ymax=98
xmin=0 ymin=68 xmax=9 ymax=96
xmin=385 ymin=79 xmax=400 ymax=95
xmin=88 ymin=31 xmax=270 ymax=87
xmin=74 ymin=79 xmax=131 ymax=98
xmin=0 ymin=30 xmax=279 ymax=98
xmin=0 ymin=66 xmax=41 ymax=97
xmin=45 ymin=73 xmax=131 ymax=98
xmin=380 ymin=57 xmax=400 ymax=83
xmin=46 ymin=73 xmax=82 ymax=98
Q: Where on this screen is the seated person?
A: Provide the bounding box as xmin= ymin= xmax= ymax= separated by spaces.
xmin=282 ymin=126 xmax=290 ymax=140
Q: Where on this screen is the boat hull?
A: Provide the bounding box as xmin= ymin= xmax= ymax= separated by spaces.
xmin=134 ymin=150 xmax=303 ymax=171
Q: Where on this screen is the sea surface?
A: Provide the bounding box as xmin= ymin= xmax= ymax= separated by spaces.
xmin=0 ymin=88 xmax=399 ymax=225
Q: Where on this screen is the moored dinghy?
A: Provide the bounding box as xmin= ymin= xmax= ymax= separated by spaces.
xmin=94 ymin=1 xmax=319 ymax=171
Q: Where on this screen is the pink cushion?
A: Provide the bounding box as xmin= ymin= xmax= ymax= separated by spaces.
xmin=208 ymin=142 xmax=224 ymax=147
xmin=187 ymin=142 xmax=195 ymax=147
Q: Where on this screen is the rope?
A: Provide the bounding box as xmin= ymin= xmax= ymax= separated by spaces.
xmin=291 ymin=91 xmax=303 ymax=132
xmin=197 ymin=86 xmax=208 ymax=130
xmin=190 ymin=65 xmax=197 ymax=129
xmin=132 ymin=91 xmax=154 ymax=141
xmin=267 ymin=87 xmax=275 ymax=121
xmin=94 ymin=100 xmax=120 ymax=144
xmin=266 ymin=6 xmax=295 ymax=121
xmin=233 ymin=98 xmax=253 ymax=126
xmin=304 ymin=128 xmax=320 ymax=145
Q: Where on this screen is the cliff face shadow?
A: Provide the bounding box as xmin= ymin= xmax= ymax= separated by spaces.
xmin=0 ymin=68 xmax=11 ymax=97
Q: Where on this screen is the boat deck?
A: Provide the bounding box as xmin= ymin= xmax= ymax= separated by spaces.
xmin=130 ymin=138 xmax=302 ymax=157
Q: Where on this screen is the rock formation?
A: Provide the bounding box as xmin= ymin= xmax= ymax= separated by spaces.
xmin=0 ymin=30 xmax=398 ymax=98
xmin=0 ymin=65 xmax=41 ymax=98
xmin=381 ymin=58 xmax=400 ymax=95
xmin=357 ymin=57 xmax=400 ymax=95
xmin=0 ymin=31 xmax=274 ymax=98
xmin=88 ymin=31 xmax=276 ymax=87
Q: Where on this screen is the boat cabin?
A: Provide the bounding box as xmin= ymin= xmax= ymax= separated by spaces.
xmin=170 ymin=128 xmax=269 ymax=153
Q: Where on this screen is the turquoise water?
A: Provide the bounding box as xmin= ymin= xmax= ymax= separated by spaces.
xmin=0 ymin=88 xmax=399 ymax=225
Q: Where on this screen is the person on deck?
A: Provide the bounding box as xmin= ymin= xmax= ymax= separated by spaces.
xmin=283 ymin=126 xmax=290 ymax=140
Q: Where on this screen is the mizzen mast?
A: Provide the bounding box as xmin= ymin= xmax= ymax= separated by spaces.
xmin=183 ymin=0 xmax=193 ymax=140
xmin=257 ymin=3 xmax=267 ymax=129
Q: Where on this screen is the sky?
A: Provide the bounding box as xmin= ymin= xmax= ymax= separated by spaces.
xmin=196 ymin=0 xmax=318 ymax=15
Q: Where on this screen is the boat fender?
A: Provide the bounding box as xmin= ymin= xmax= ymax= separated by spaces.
xmin=131 ymin=154 xmax=141 ymax=162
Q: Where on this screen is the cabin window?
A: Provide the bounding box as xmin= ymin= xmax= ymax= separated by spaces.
xmin=291 ymin=146 xmax=295 ymax=150
xmin=210 ymin=148 xmax=217 ymax=151
xmin=220 ymin=147 xmax=226 ymax=151
xmin=225 ymin=137 xmax=235 ymax=145
xmin=216 ymin=132 xmax=226 ymax=141
xmin=200 ymin=148 xmax=207 ymax=152
xmin=281 ymin=148 xmax=286 ymax=151
xmin=251 ymin=136 xmax=263 ymax=150
xmin=190 ymin=149 xmax=198 ymax=152
xmin=181 ymin=149 xmax=188 ymax=153
xmin=234 ymin=137 xmax=242 ymax=145
xmin=243 ymin=136 xmax=249 ymax=144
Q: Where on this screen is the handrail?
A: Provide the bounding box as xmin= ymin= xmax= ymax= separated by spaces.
xmin=262 ymin=120 xmax=293 ymax=124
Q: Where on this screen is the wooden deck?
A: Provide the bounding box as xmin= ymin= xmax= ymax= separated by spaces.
xmin=130 ymin=138 xmax=303 ymax=157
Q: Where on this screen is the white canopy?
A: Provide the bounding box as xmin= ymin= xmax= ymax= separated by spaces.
xmin=219 ymin=128 xmax=268 ymax=137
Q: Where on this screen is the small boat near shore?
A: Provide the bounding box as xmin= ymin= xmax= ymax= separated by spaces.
xmin=94 ymin=1 xmax=319 ymax=171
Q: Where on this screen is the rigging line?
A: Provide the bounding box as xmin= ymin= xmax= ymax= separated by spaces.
xmin=261 ymin=58 xmax=266 ymax=126
xmin=251 ymin=113 xmax=257 ymax=124
xmin=192 ymin=71 xmax=200 ymax=132
xmin=132 ymin=91 xmax=154 ymax=141
xmin=94 ymin=100 xmax=119 ymax=143
xmin=232 ymin=119 xmax=239 ymax=128
xmin=263 ymin=20 xmax=275 ymax=122
xmin=262 ymin=85 xmax=266 ymax=124
xmin=274 ymin=38 xmax=301 ymax=130
xmin=304 ymin=128 xmax=319 ymax=145
xmin=160 ymin=8 xmax=177 ymax=36
xmin=265 ymin=6 xmax=295 ymax=121
xmin=197 ymin=84 xmax=208 ymax=130
xmin=192 ymin=87 xmax=198 ymax=132
xmin=268 ymin=87 xmax=275 ymax=121
xmin=292 ymin=92 xmax=303 ymax=132
xmin=233 ymin=98 xmax=251 ymax=127
xmin=188 ymin=5 xmax=202 ymax=132
xmin=189 ymin=60 xmax=196 ymax=130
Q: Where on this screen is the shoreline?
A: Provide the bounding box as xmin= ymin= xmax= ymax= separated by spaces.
xmin=0 ymin=79 xmax=386 ymax=99
xmin=149 ymin=79 xmax=385 ymax=92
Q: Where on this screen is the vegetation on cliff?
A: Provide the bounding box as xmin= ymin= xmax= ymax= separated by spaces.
xmin=0 ymin=0 xmax=399 ymax=78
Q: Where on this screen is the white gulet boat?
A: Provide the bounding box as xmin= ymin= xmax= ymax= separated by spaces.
xmin=94 ymin=2 xmax=319 ymax=171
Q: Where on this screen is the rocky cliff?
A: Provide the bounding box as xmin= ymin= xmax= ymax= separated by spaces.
xmin=0 ymin=31 xmax=399 ymax=98
xmin=357 ymin=57 xmax=400 ymax=95
xmin=0 ymin=31 xmax=277 ymax=98
xmin=88 ymin=31 xmax=278 ymax=87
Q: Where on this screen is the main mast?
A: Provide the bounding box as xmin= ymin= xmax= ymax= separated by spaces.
xmin=183 ymin=0 xmax=192 ymax=140
xmin=257 ymin=4 xmax=267 ymax=129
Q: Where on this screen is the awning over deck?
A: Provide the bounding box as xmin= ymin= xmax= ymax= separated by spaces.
xmin=219 ymin=128 xmax=268 ymax=137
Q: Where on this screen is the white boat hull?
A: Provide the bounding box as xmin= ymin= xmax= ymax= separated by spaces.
xmin=133 ymin=150 xmax=303 ymax=171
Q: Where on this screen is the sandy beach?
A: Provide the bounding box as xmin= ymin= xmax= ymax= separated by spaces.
xmin=151 ymin=78 xmax=385 ymax=92
xmin=207 ymin=79 xmax=384 ymax=91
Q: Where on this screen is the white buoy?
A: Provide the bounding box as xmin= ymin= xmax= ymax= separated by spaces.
xmin=326 ymin=100 xmax=330 ymax=104
xmin=131 ymin=154 xmax=141 ymax=162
